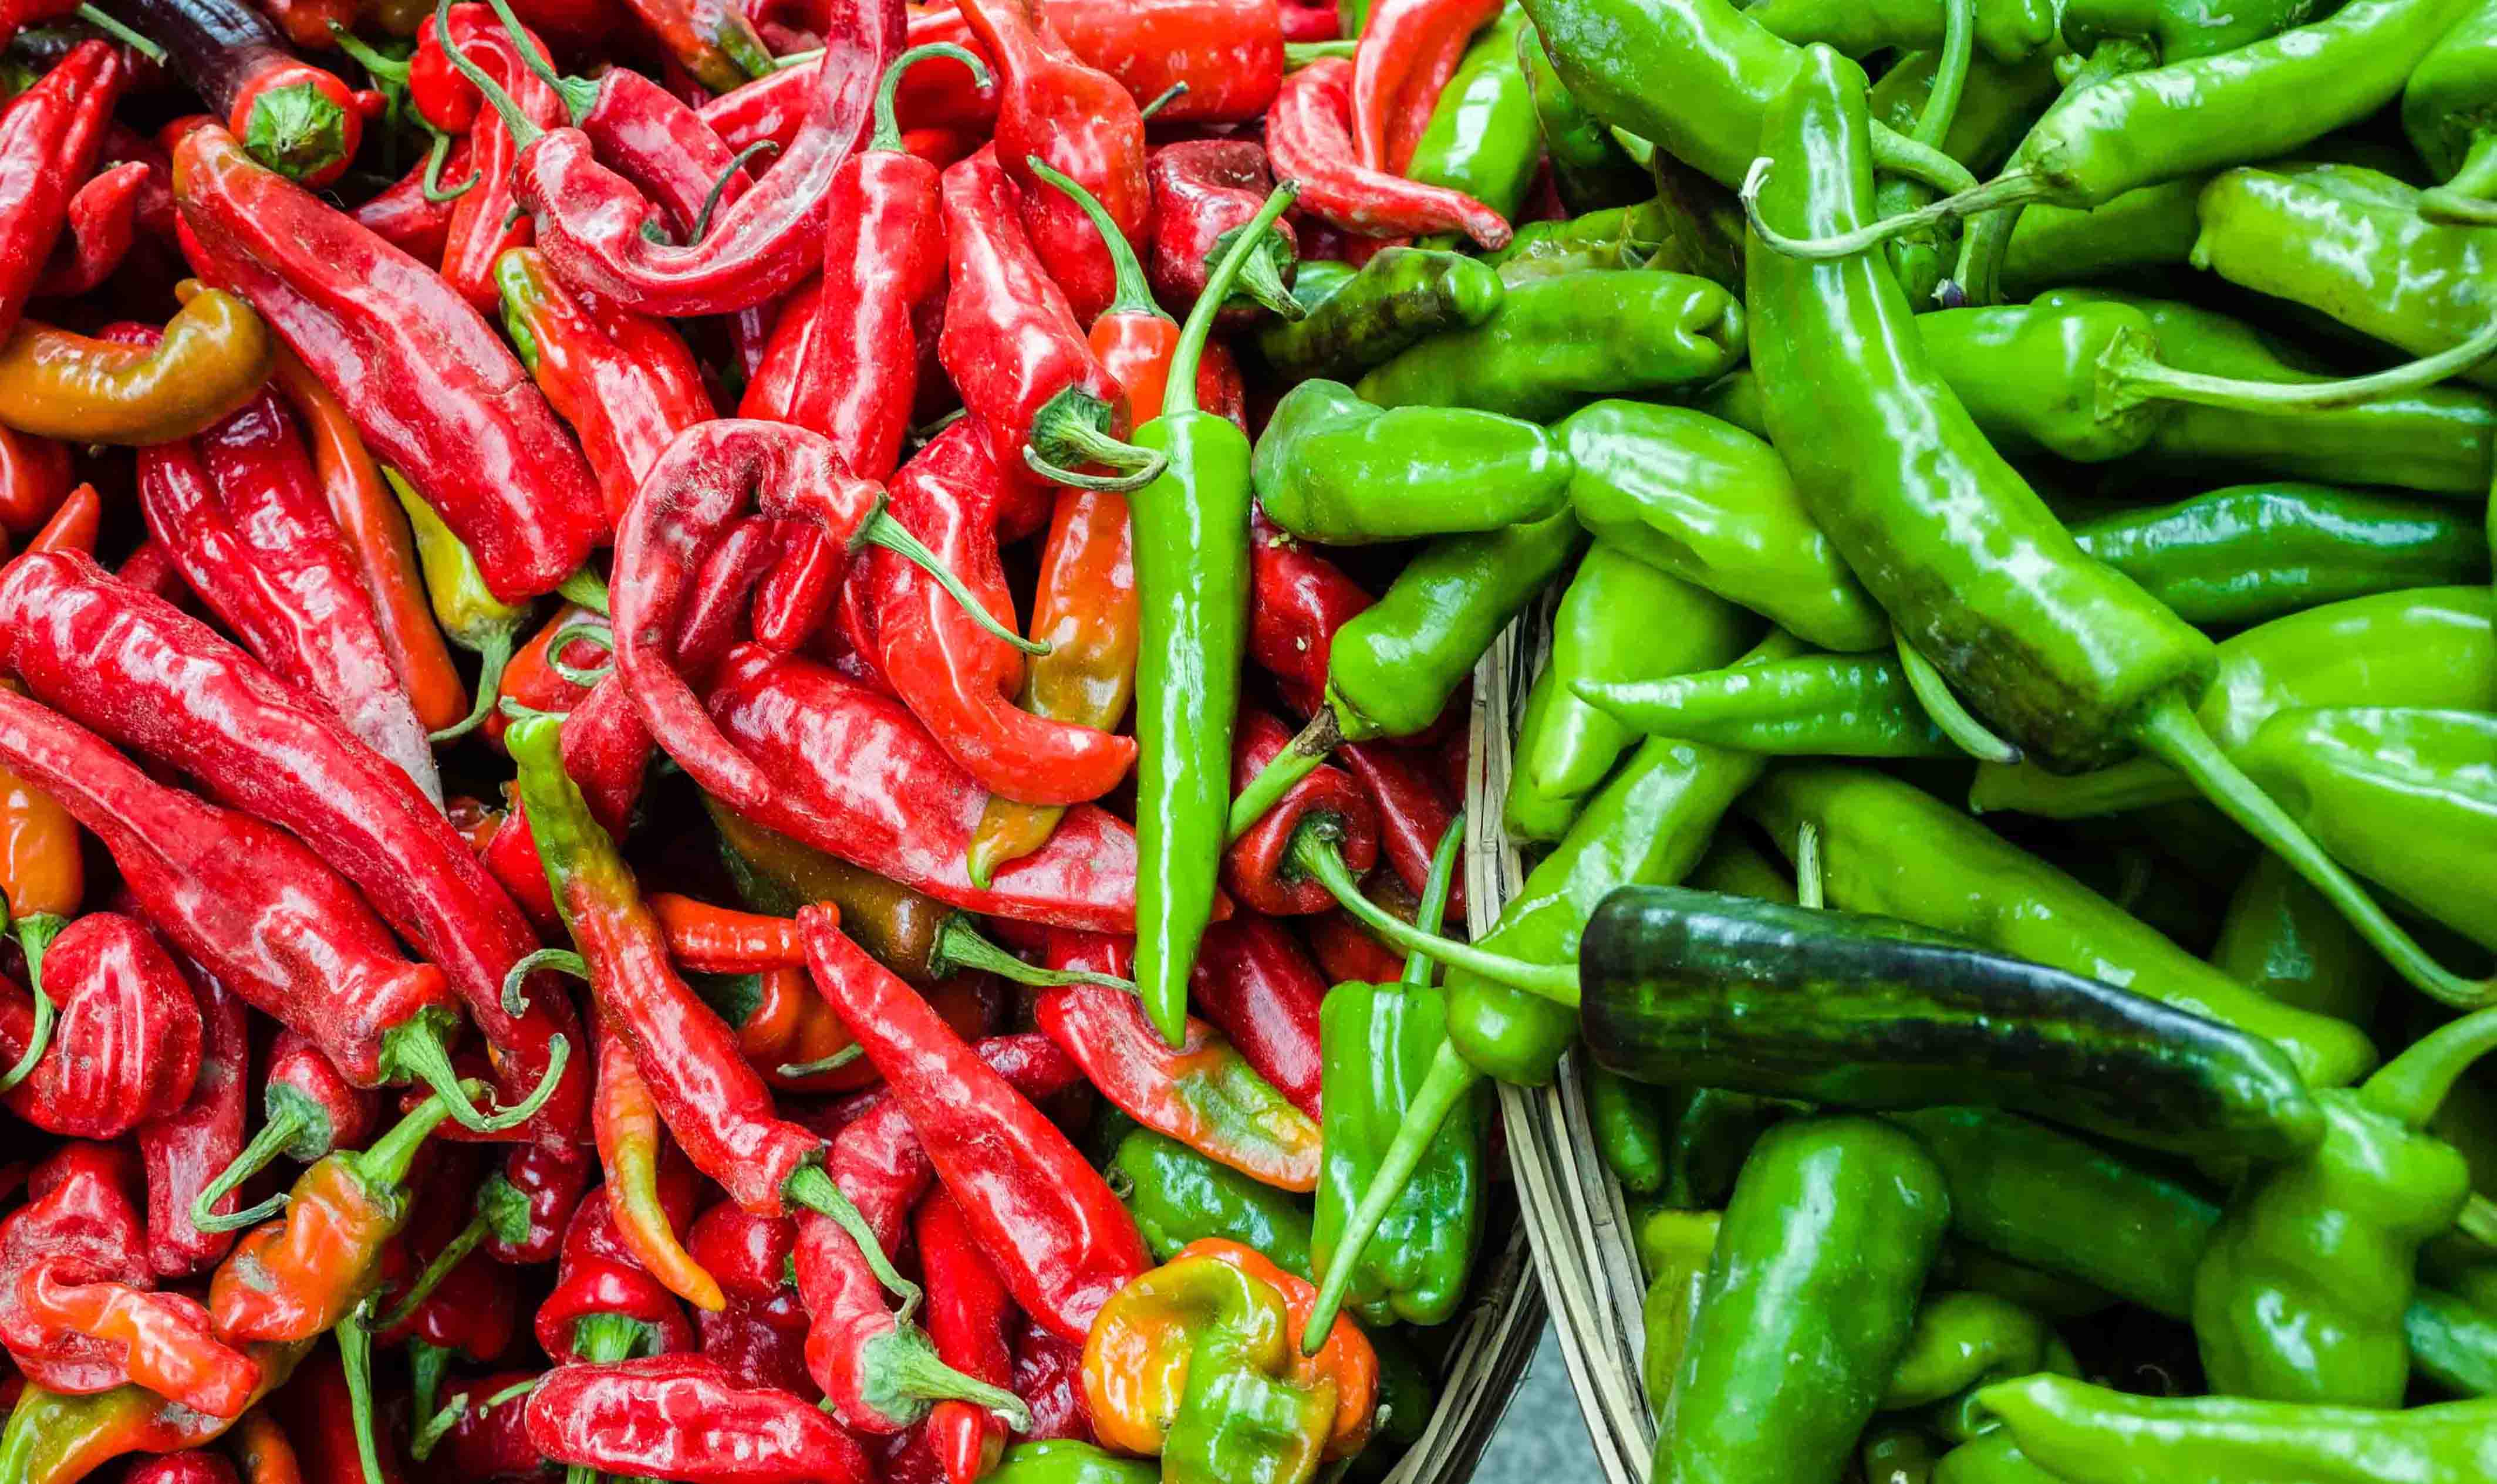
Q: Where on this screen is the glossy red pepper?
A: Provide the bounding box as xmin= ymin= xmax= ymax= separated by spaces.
xmin=349 ymin=138 xmax=471 ymax=262
xmin=134 ymin=383 xmax=442 ymax=803
xmin=534 ymin=1182 xmax=699 ymax=1363
xmin=0 ymin=1143 xmax=261 ymax=1417
xmin=705 ymin=644 xmax=1145 ymax=933
xmin=373 ymin=1153 xmax=521 ymax=1430
xmin=1338 ymin=740 xmax=1463 ymax=921
xmin=1143 ymin=140 xmax=1301 ymax=321
xmin=124 ymin=1449 xmax=241 ymax=1484
xmin=0 ymin=551 xmax=587 ymax=1145
xmin=1303 ymin=908 xmax=1407 ymax=988
xmin=696 ymin=1285 xmax=815 ymax=1397
xmin=485 ymin=1141 xmax=593 ymax=1265
xmin=497 ymin=245 xmax=711 ymax=532
xmin=133 ymin=972 xmax=266 ymax=1282
xmin=1354 ymin=0 xmax=1501 ymax=170
xmin=0 ymin=913 xmax=202 ymax=1139
xmin=524 ymin=1355 xmax=874 ymax=1484
xmin=173 ymin=123 xmax=605 ymax=605
xmin=0 ymin=425 xmax=70 ymax=537
xmin=1281 ymin=0 xmax=1338 ymax=39
xmin=1266 ymin=57 xmax=1510 ymax=247
xmin=35 ymin=161 xmax=149 ymax=299
xmin=419 ymin=5 xmax=567 ymax=309
xmin=1248 ymin=512 xmax=1372 ymax=714
xmin=484 ymin=603 xmax=606 ymax=748
xmin=950 ymin=0 xmax=1141 ymax=322
xmin=264 ymin=1345 xmax=406 ymax=1484
xmin=689 ymin=1201 xmax=798 ymax=1302
xmin=936 ymin=145 xmax=1160 ymax=496
xmin=425 ymin=1368 xmax=551 ymax=1481
xmin=1226 ymin=706 xmax=1381 ymax=918
xmin=801 ymin=910 xmax=1151 ymax=1342
xmin=0 ymin=43 xmax=126 ymax=343
xmin=917 ymin=1189 xmax=1016 ymax=1484
xmin=1038 ymin=0 xmax=1280 ymax=122
xmin=652 ymin=894 xmax=809 ymax=973
xmin=1010 ymin=1317 xmax=1094 ymax=1442
xmin=229 ymin=1411 xmax=302 ymax=1484
xmin=1192 ymin=916 xmax=1328 ymax=1121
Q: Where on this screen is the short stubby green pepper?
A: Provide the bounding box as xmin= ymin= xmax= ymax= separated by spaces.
xmin=2210 ymin=852 xmax=2385 ymax=1027
xmin=1356 ymin=271 xmax=1746 ymax=422
xmin=1555 ymin=401 xmax=1888 ymax=652
xmin=1255 ymin=247 xmax=1506 ymax=386
xmin=1112 ymin=1128 xmax=1318 ymax=1279
xmin=1250 ymin=379 xmax=1572 ymax=545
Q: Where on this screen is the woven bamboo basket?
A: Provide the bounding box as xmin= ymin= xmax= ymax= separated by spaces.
xmin=1466 ymin=596 xmax=1656 ymax=1484
xmin=1375 ymin=1191 xmax=1546 ymax=1484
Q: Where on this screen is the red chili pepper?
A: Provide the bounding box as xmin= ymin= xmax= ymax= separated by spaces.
xmin=1266 ymin=57 xmax=1510 ymax=247
xmin=1008 ymin=1316 xmax=1092 ymax=1442
xmin=0 ymin=913 xmax=200 ymax=1140
xmin=186 ymin=1029 xmax=377 ymax=1256
xmin=800 ymin=910 xmax=1150 ymax=1341
xmin=497 ymin=245 xmax=711 ymax=531
xmin=872 ymin=421 xmax=1136 ymax=808
xmin=0 ymin=0 xmax=78 ymax=47
xmin=134 ymin=966 xmax=249 ymax=1278
xmin=916 ymin=1188 xmax=1016 ymax=1484
xmin=1143 ymin=139 xmax=1302 ymax=322
xmin=264 ymin=1345 xmax=406 ymax=1484
xmin=524 ymin=1354 xmax=873 ymax=1484
xmin=1225 ymin=706 xmax=1381 ymax=918
xmin=426 ymin=1369 xmax=552 ymax=1482
xmin=134 ymin=384 xmax=443 ymax=804
xmin=1036 ymin=0 xmax=1280 ymax=123
xmin=0 ymin=425 xmax=71 ymax=537
xmin=1304 ymin=908 xmax=1404 ymax=988
xmin=0 ymin=681 xmax=461 ymax=1106
xmin=485 ymin=603 xmax=606 ymax=748
xmin=688 ymin=1201 xmax=797 ymax=1302
xmin=422 ymin=5 xmax=569 ymax=308
xmin=173 ymin=124 xmax=605 ymax=605
xmin=229 ymin=1410 xmax=303 ymax=1484
xmin=1354 ymin=0 xmax=1500 ymax=170
xmin=1338 ymin=740 xmax=1463 ymax=922
xmin=949 ymin=0 xmax=1140 ymax=323
xmin=373 ymin=1155 xmax=521 ymax=1432
xmin=349 ymin=136 xmax=473 ymax=262
xmin=1281 ymin=0 xmax=1338 ymax=39
xmin=705 ymin=644 xmax=1145 ymax=934
xmin=1248 ymin=511 xmax=1371 ymax=712
xmin=124 ymin=1450 xmax=241 ymax=1484
xmin=34 ymin=161 xmax=149 ymax=299
xmin=485 ymin=1140 xmax=593 ymax=1265
xmin=0 ymin=42 xmax=124 ymax=342
xmin=696 ymin=1285 xmax=815 ymax=1397
xmin=936 ymin=145 xmax=1159 ymax=495
xmin=592 ymin=1005 xmax=728 ymax=1311
xmin=1192 ymin=917 xmax=1327 ymax=1121
xmin=533 ymin=1184 xmax=699 ymax=1363
xmin=0 ymin=1142 xmax=261 ymax=1417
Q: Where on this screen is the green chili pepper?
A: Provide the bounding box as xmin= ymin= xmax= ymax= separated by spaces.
xmin=1110 ymin=1126 xmax=1322 ymax=1280
xmin=988 ymin=1440 xmax=1160 ymax=1484
xmin=1527 ymin=546 xmax=1756 ymax=803
xmin=1582 ymin=885 xmax=2324 ymax=1160
xmin=1129 ymin=182 xmax=1298 ymax=1046
xmin=2070 ymin=484 xmax=2489 ymax=628
xmin=1656 ymin=1117 xmax=1950 ymax=1484
xmin=1686 ymin=371 xmax=1770 ymax=440
xmin=1404 ymin=6 xmax=1538 ymax=228
xmin=1746 ymin=765 xmax=2378 ymax=1089
xmin=1661 ymin=1087 xmax=1800 ymax=1209
xmin=1865 ymin=43 xmax=2063 ymax=304
xmin=1865 ymin=1426 xmax=1942 ymax=1484
xmin=1587 ymin=1064 xmax=1669 ymax=1195
xmin=1249 ymin=380 xmax=1572 ymax=545
xmin=1970 ymin=586 xmax=2497 ymax=819
xmin=2405 ymin=0 xmax=2497 ymax=225
xmin=1579 ymin=650 xmax=1958 ymax=759
xmin=1746 ymin=0 xmax=2051 ymax=62
xmin=2211 ymin=852 xmax=2385 ymax=1026
xmin=1503 ymin=668 xmax=1585 ymax=846
xmin=1354 ymin=271 xmax=1745 ymax=422
xmin=1998 ymin=178 xmax=2204 ymax=299
xmin=1931 ymin=1433 xmax=2063 ymax=1484
xmin=1687 ymin=832 xmax=1797 ymax=904
xmin=2232 ymin=708 xmax=2497 ymax=953
xmin=1254 ymin=247 xmax=1505 ymax=385
xmin=1639 ymin=1209 xmax=1720 ymax=1410
xmin=1747 ymin=50 xmax=2493 ymax=1010
xmin=1883 ymin=1292 xmax=2059 ymax=1411
xmin=1979 ymin=1373 xmax=2497 ymax=1483
xmin=1555 ymin=402 xmax=1887 ymax=652
xmin=1517 ymin=22 xmax=1649 ymax=212
xmin=2410 ymin=1284 xmax=2497 ymax=1396
xmin=1481 ymin=198 xmax=1672 ymax=281
xmin=388 ymin=468 xmax=532 ymax=743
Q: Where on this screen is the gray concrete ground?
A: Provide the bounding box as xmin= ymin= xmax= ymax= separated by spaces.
xmin=1473 ymin=1321 xmax=1604 ymax=1483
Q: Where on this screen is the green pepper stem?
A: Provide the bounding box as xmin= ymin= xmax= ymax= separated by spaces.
xmin=1228 ymin=705 xmax=1342 ymax=841
xmin=934 ymin=918 xmax=1136 ymax=991
xmin=686 ymin=140 xmax=778 ymax=244
xmin=435 ymin=0 xmax=542 ymax=145
xmin=386 ymin=1022 xmax=571 ymax=1135
xmin=1912 ymin=0 xmax=1973 ymax=149
xmin=0 ymin=912 xmax=63 ymax=1094
xmin=350 ymin=1080 xmax=476 ymax=1192
xmin=190 ymin=1097 xmax=318 ymax=1234
xmin=378 ymin=1209 xmax=493 ymax=1329
xmin=2131 ymin=694 xmax=2493 ymax=1009
xmin=476 ymin=0 xmax=598 ymax=120
xmin=504 ymin=946 xmax=590 ymax=1017
xmin=2422 ymin=131 xmax=2497 ymax=226
xmin=1027 ymin=156 xmax=1165 ymax=325
xmin=875 ymin=45 xmax=990 ymax=154
xmin=785 ymin=1162 xmax=923 ymax=1310
xmin=1402 ymin=814 xmax=1466 ymax=988
xmin=409 ymin=1391 xmax=468 ymax=1462
xmin=428 ymin=626 xmax=513 ymax=742
xmin=339 ymin=1305 xmax=386 ymax=1484
xmin=1291 ymin=830 xmax=1578 ymax=1004
xmin=556 ymin=567 xmax=612 ymax=616
xmin=855 ymin=512 xmax=1051 ymax=656
xmin=419 ymin=130 xmax=480 ymax=201
xmin=1166 ymin=180 xmax=1300 ymax=420
xmin=1230 ymin=238 xmax=1309 ymax=322
xmin=2459 ymin=1195 xmax=2497 ymax=1249
xmin=870 ymin=1323 xmax=1036 ymax=1429
xmin=775 ymin=1044 xmax=863 ymax=1079
xmin=1795 ymin=822 xmax=1825 ymax=910
xmin=1742 ymin=158 xmax=2045 ymax=262
xmin=571 ymin=1310 xmax=652 ymax=1363
xmin=2362 ymin=1005 xmax=2497 ymax=1127
xmin=1138 ymin=82 xmax=1187 ymax=120
xmin=407 ymin=1340 xmax=453 ymax=1455
xmin=2100 ymin=317 xmax=2497 ymax=417
xmin=1896 ymin=633 xmax=2021 ymax=764
xmin=1022 ymin=444 xmax=1166 ymax=492
xmin=75 ymin=5 xmax=164 ymax=60
xmin=546 ymin=619 xmax=616 ymax=688
xmin=1304 ymin=1040 xmax=1480 ymax=1350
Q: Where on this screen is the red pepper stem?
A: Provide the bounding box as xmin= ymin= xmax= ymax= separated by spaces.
xmin=1402 ymin=813 xmax=1465 ymax=989
xmin=191 ymin=1092 xmax=324 ymax=1234
xmin=1025 ymin=156 xmax=1165 ymax=325
xmin=436 ymin=0 xmax=544 ymax=147
xmin=2130 ymin=695 xmax=2495 ymax=1010
xmin=429 ymin=626 xmax=514 ymax=742
xmin=1165 ymin=180 xmax=1300 ymax=420
xmin=1289 ymin=827 xmax=1577 ymax=1003
xmin=933 ymin=917 xmax=1135 ymax=991
xmin=504 ymin=946 xmax=590 ymax=1016
xmin=421 ymin=131 xmax=481 ymax=202
xmin=1227 ymin=705 xmax=1342 ymax=842
xmin=2361 ymin=1005 xmax=2497 ymax=1128
xmin=0 ymin=910 xmax=65 ymax=1094
xmin=339 ymin=1304 xmax=387 ymax=1484
xmin=784 ymin=1163 xmax=923 ymax=1309
xmin=1305 ymin=1039 xmax=1479 ymax=1348
xmin=856 ymin=512 xmax=1051 ymax=657
xmin=873 ymin=44 xmax=989 ymax=154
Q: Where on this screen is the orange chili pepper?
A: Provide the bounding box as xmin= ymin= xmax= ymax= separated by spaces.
xmin=591 ymin=1005 xmax=726 ymax=1312
xmin=650 ymin=893 xmax=810 ymax=973
xmin=263 ymin=332 xmax=471 ymax=736
xmin=1178 ymin=1238 xmax=1377 ymax=1459
xmin=0 ymin=678 xmax=80 ymax=919
xmin=230 ymin=1411 xmax=304 ymax=1484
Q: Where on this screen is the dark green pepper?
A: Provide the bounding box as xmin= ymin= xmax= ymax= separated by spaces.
xmin=1517 ymin=21 xmax=1649 ymax=211
xmin=1355 ymin=271 xmax=1747 ymax=422
xmin=1588 ymin=1063 xmax=1669 ymax=1195
xmin=1579 ymin=650 xmax=1961 ymax=759
xmin=1249 ymin=379 xmax=1571 ymax=545
xmin=1661 ymin=1087 xmax=1800 ymax=1209
xmin=1938 ymin=1245 xmax=2115 ymax=1320
xmin=2210 ymin=852 xmax=2385 ymax=1026
xmin=1111 ymin=1128 xmax=1316 ymax=1278
xmin=1254 ymin=247 xmax=1505 ymax=385
xmin=1655 ymin=1117 xmax=1950 ymax=1484
xmin=2232 ymin=707 xmax=2497 ymax=952
xmin=2069 ymin=484 xmax=2490 ymax=628
xmin=1405 ymin=7 xmax=1539 ymax=228
xmin=1581 ymin=885 xmax=2324 ymax=1161
xmin=1523 ymin=545 xmax=1755 ymax=806
xmin=1554 ymin=401 xmax=1887 ymax=652
xmin=1864 ymin=1426 xmax=1942 ymax=1484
